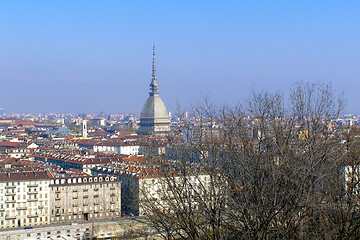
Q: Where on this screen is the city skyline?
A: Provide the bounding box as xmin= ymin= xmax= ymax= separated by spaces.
xmin=0 ymin=1 xmax=359 ymax=114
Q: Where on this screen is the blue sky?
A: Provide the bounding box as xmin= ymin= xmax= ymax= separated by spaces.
xmin=0 ymin=1 xmax=359 ymax=114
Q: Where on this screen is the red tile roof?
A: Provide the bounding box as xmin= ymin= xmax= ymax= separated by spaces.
xmin=0 ymin=142 xmax=22 ymax=147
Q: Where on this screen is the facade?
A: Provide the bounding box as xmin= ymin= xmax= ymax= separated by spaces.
xmin=138 ymin=46 xmax=171 ymax=136
xmin=0 ymin=171 xmax=51 ymax=229
xmin=49 ymin=175 xmax=121 ymax=224
xmin=92 ymin=162 xmax=210 ymax=216
xmin=139 ymin=144 xmax=166 ymax=157
xmin=130 ymin=174 xmax=210 ymax=216
xmin=0 ymin=171 xmax=121 ymax=229
xmin=78 ymin=140 xmax=139 ymax=155
xmin=93 ymin=143 xmax=139 ymax=155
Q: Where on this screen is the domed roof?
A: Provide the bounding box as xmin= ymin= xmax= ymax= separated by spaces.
xmin=138 ymin=46 xmax=171 ymax=136
xmin=140 ymin=95 xmax=169 ymax=119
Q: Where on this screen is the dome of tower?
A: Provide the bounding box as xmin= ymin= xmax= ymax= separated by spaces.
xmin=140 ymin=95 xmax=169 ymax=119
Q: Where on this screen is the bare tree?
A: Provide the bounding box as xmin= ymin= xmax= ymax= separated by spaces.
xmin=138 ymin=82 xmax=360 ymax=240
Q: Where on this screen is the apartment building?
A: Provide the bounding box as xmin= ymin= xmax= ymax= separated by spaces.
xmin=0 ymin=171 xmax=51 ymax=229
xmin=92 ymin=160 xmax=210 ymax=216
xmin=77 ymin=139 xmax=139 ymax=156
xmin=49 ymin=175 xmax=121 ymax=224
xmin=34 ymin=152 xmax=111 ymax=174
xmin=0 ymin=171 xmax=121 ymax=229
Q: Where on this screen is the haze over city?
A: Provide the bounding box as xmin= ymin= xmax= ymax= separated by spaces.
xmin=0 ymin=1 xmax=359 ymax=114
xmin=1 ymin=2 xmax=360 ymax=239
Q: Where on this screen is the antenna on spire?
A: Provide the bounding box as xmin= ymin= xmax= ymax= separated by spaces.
xmin=152 ymin=44 xmax=156 ymax=81
xmin=150 ymin=45 xmax=159 ymax=96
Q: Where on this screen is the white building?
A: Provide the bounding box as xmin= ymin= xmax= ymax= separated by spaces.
xmin=0 ymin=171 xmax=51 ymax=229
xmin=78 ymin=140 xmax=139 ymax=156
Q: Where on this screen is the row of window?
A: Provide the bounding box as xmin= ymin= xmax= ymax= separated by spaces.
xmin=0 ymin=216 xmax=48 ymax=228
xmin=51 ymin=176 xmax=115 ymax=185
xmin=0 ymin=181 xmax=46 ymax=187
xmin=0 ymin=201 xmax=47 ymax=209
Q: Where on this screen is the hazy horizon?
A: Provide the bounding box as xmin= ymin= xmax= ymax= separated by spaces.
xmin=1 ymin=1 xmax=359 ymax=114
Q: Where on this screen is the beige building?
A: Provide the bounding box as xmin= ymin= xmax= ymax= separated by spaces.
xmin=0 ymin=171 xmax=51 ymax=229
xmin=93 ymin=162 xmax=210 ymax=216
xmin=0 ymin=171 xmax=122 ymax=229
xmin=49 ymin=175 xmax=121 ymax=224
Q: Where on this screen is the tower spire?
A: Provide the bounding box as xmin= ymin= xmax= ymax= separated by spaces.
xmin=150 ymin=45 xmax=159 ymax=96
xmin=152 ymin=45 xmax=156 ymax=81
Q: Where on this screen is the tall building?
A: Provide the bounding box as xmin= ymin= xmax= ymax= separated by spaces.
xmin=138 ymin=46 xmax=171 ymax=135
xmin=0 ymin=171 xmax=121 ymax=229
xmin=49 ymin=175 xmax=121 ymax=224
xmin=0 ymin=172 xmax=51 ymax=229
xmin=82 ymin=117 xmax=88 ymax=138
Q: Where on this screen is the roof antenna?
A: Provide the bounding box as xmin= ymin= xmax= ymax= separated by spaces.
xmin=149 ymin=44 xmax=159 ymax=96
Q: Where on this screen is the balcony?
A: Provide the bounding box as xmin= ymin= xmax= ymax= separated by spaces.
xmin=28 ymin=199 xmax=39 ymax=202
xmin=38 ymin=205 xmax=44 ymax=209
xmin=5 ymin=215 xmax=16 ymax=220
xmin=27 ymin=184 xmax=38 ymax=187
xmin=5 ymin=192 xmax=15 ymax=196
xmin=94 ymin=188 xmax=99 ymax=191
xmin=110 ymin=187 xmax=115 ymax=190
xmin=27 ymin=214 xmax=38 ymax=218
xmin=5 ymin=200 xmax=16 ymax=203
xmin=27 ymin=191 xmax=38 ymax=195
xmin=5 ymin=185 xmax=16 ymax=189
xmin=16 ymin=206 xmax=27 ymax=210
xmin=83 ymin=189 xmax=88 ymax=192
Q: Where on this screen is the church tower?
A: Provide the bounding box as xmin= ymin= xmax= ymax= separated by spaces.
xmin=138 ymin=46 xmax=171 ymax=135
xmin=82 ymin=117 xmax=88 ymax=138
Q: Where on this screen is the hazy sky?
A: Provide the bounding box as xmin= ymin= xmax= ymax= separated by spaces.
xmin=0 ymin=1 xmax=359 ymax=114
